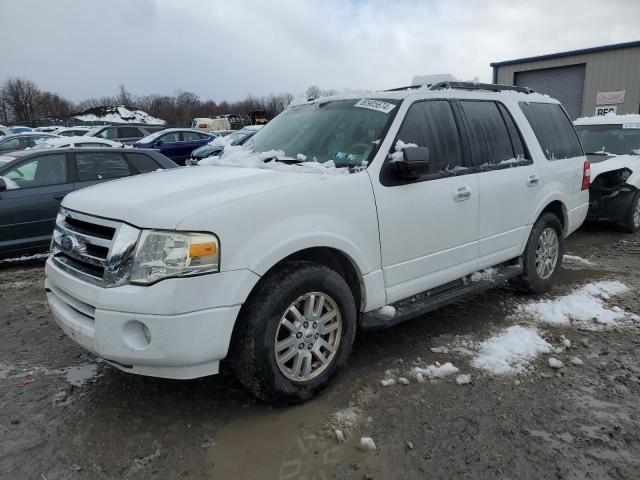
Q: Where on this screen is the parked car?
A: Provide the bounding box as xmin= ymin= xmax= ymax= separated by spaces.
xmin=0 ymin=148 xmax=177 ymax=259
xmin=11 ymin=126 xmax=33 ymax=134
xmin=45 ymin=82 xmax=589 ymax=404
xmin=55 ymin=127 xmax=93 ymax=137
xmin=574 ymin=114 xmax=640 ymax=232
xmin=192 ymin=117 xmax=231 ymax=132
xmin=85 ymin=125 xmax=164 ymax=145
xmin=0 ymin=133 xmax=59 ymax=152
xmin=35 ymin=126 xmax=65 ymax=133
xmin=31 ymin=136 xmax=124 ymax=149
xmin=133 ymin=128 xmax=216 ymax=164
xmin=0 ymin=126 xmax=10 ymax=137
xmin=189 ymin=126 xmax=262 ymax=163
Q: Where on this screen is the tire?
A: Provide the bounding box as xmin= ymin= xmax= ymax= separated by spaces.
xmin=514 ymin=212 xmax=564 ymax=293
xmin=621 ymin=191 xmax=640 ymax=233
xmin=230 ymin=261 xmax=357 ymax=405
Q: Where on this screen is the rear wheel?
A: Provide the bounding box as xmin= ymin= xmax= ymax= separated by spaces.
xmin=621 ymin=192 xmax=640 ymax=233
xmin=230 ymin=261 xmax=357 ymax=404
xmin=514 ymin=212 xmax=564 ymax=293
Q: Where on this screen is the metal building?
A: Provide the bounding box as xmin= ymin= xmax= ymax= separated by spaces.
xmin=491 ymin=40 xmax=640 ymax=120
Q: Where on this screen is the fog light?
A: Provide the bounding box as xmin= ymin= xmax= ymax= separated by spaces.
xmin=123 ymin=321 xmax=152 ymax=350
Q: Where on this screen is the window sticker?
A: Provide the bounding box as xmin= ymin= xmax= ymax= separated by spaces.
xmin=622 ymin=123 xmax=640 ymax=129
xmin=354 ymin=99 xmax=396 ymax=114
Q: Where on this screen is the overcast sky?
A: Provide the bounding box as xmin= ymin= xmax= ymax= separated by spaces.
xmin=2 ymin=0 xmax=639 ymax=102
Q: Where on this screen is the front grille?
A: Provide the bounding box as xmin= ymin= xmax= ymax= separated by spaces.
xmin=51 ymin=208 xmax=140 ymax=287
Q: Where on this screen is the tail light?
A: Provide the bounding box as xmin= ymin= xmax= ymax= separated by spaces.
xmin=581 ymin=161 xmax=591 ymax=190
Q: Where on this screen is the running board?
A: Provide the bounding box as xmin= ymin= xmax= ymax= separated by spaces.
xmin=360 ymin=264 xmax=523 ymax=329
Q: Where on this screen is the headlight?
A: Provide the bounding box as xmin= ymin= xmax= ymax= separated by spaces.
xmin=621 ymin=168 xmax=632 ymax=182
xmin=130 ymin=230 xmax=219 ymax=285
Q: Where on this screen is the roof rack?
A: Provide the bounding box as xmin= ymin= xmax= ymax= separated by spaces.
xmin=384 ymin=85 xmax=423 ymax=92
xmin=428 ymin=82 xmax=534 ymax=94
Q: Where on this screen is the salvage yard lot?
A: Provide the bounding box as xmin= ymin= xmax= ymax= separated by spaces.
xmin=1 ymin=228 xmax=639 ymax=480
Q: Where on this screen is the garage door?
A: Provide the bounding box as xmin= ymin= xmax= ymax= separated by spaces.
xmin=515 ymin=64 xmax=586 ymax=120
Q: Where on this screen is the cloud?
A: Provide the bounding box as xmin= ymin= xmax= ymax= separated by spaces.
xmin=2 ymin=0 xmax=639 ymax=101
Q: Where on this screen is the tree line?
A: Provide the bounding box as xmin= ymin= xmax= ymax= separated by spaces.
xmin=0 ymin=77 xmax=338 ymax=127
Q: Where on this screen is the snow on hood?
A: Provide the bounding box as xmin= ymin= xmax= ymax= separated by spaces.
xmin=590 ymin=154 xmax=640 ymax=179
xmin=198 ymin=145 xmax=350 ymax=175
xmin=574 ymin=113 xmax=640 ymax=126
xmin=61 ymin=164 xmax=323 ymax=229
xmin=73 ymin=105 xmax=165 ymax=125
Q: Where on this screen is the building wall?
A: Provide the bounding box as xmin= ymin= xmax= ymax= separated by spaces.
xmin=495 ymin=46 xmax=640 ymax=117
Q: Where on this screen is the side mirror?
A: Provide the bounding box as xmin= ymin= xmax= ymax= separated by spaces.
xmin=0 ymin=177 xmax=6 ymax=192
xmin=392 ymin=146 xmax=431 ymax=180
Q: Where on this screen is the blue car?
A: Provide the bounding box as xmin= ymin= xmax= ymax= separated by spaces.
xmin=189 ymin=126 xmax=262 ymax=163
xmin=11 ymin=126 xmax=33 ymax=134
xmin=133 ymin=128 xmax=215 ymax=165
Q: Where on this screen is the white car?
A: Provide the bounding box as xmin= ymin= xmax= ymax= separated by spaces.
xmin=54 ymin=127 xmax=93 ymax=137
xmin=32 ymin=136 xmax=124 ymax=149
xmin=574 ymin=114 xmax=640 ymax=232
xmin=0 ymin=125 xmax=10 ymax=137
xmin=45 ymin=82 xmax=589 ymax=403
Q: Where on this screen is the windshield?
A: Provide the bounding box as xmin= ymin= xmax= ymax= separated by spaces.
xmin=575 ymin=124 xmax=640 ymax=155
xmin=243 ymin=98 xmax=399 ymax=168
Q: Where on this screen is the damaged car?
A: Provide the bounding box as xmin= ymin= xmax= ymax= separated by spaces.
xmin=574 ymin=114 xmax=640 ymax=232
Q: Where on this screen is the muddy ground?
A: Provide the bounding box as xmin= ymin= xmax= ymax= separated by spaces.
xmin=1 ymin=228 xmax=639 ymax=480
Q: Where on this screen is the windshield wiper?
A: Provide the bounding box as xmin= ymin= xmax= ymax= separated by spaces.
xmin=269 ymin=156 xmax=302 ymax=164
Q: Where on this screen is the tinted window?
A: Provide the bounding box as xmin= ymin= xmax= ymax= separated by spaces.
xmin=460 ymin=101 xmax=514 ymax=166
xmin=0 ymin=137 xmax=31 ymax=152
xmin=118 ymin=127 xmax=143 ymax=139
xmin=97 ymin=128 xmax=118 ymax=140
xmin=575 ymin=124 xmax=640 ymax=155
xmin=395 ymin=100 xmax=463 ymax=173
xmin=183 ymin=131 xmax=204 ymax=141
xmin=159 ymin=132 xmax=180 ymax=143
xmin=127 ymin=153 xmax=160 ymax=173
xmin=519 ymin=102 xmax=583 ymax=160
xmin=497 ymin=103 xmax=528 ymax=160
xmin=75 ymin=152 xmax=131 ymax=181
xmin=3 ymin=154 xmax=67 ymax=188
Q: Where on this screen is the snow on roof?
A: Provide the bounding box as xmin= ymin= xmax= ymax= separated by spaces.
xmin=574 ymin=113 xmax=640 ymax=126
xmin=73 ymin=105 xmax=166 ymax=125
xmin=35 ymin=136 xmax=123 ymax=148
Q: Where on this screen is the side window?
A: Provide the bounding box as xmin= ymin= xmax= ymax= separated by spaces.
xmin=97 ymin=128 xmax=118 ymax=140
xmin=159 ymin=132 xmax=180 ymax=143
xmin=519 ymin=102 xmax=583 ymax=160
xmin=118 ymin=127 xmax=143 ymax=139
xmin=394 ymin=100 xmax=464 ymax=175
xmin=3 ymin=154 xmax=67 ymax=188
xmin=183 ymin=131 xmax=203 ymax=141
xmin=0 ymin=137 xmax=30 ymax=152
xmin=126 ymin=153 xmax=160 ymax=173
xmin=75 ymin=152 xmax=131 ymax=181
xmin=459 ymin=101 xmax=515 ymax=166
xmin=497 ymin=103 xmax=528 ymax=161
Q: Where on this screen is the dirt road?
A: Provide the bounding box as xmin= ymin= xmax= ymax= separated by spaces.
xmin=1 ymin=228 xmax=639 ymax=480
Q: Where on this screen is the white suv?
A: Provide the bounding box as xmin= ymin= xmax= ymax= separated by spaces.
xmin=45 ymin=82 xmax=590 ymax=403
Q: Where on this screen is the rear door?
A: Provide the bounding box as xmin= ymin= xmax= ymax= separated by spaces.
xmin=372 ymin=99 xmax=480 ymax=303
xmin=182 ymin=131 xmax=209 ymax=161
xmin=0 ymin=153 xmax=72 ymax=253
xmin=457 ymin=100 xmax=543 ymax=265
xmin=72 ymin=151 xmax=131 ymax=190
xmin=156 ymin=131 xmax=183 ymax=162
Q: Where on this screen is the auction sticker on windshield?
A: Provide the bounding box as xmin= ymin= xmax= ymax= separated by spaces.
xmin=354 ymin=99 xmax=396 ymax=114
xmin=622 ymin=124 xmax=640 ymax=129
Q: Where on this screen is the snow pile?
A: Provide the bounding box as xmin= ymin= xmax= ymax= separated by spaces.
xmin=414 ymin=362 xmax=459 ymax=379
xmin=471 ymin=325 xmax=552 ymax=375
xmin=519 ymin=281 xmax=634 ymax=328
xmin=375 ymin=305 xmax=396 ymax=318
xmin=470 ymin=267 xmax=497 ymax=283
xmin=563 ymin=255 xmax=594 ymax=268
xmin=74 ymin=105 xmax=165 ymax=125
xmin=198 ymin=145 xmax=350 ymax=175
xmin=388 ymin=139 xmax=418 ymax=162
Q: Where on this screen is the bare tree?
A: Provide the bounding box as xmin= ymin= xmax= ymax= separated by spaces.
xmin=1 ymin=77 xmax=41 ymax=123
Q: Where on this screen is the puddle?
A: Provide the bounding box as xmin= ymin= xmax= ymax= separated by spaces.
xmin=210 ymin=397 xmax=363 ymax=479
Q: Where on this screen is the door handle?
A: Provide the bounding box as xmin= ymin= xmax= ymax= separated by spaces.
xmin=453 ymin=186 xmax=472 ymax=202
xmin=526 ymin=175 xmax=540 ymax=187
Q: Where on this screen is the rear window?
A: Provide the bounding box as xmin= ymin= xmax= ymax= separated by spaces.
xmin=519 ymin=102 xmax=583 ymax=160
xmin=75 ymin=152 xmax=131 ymax=181
xmin=127 ymin=153 xmax=160 ymax=173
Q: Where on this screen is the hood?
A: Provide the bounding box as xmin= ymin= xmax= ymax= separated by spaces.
xmin=590 ymin=154 xmax=640 ymax=180
xmin=192 ymin=144 xmax=223 ymax=159
xmin=62 ymin=165 xmax=320 ymax=229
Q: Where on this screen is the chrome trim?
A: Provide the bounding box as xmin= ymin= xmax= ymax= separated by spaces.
xmin=52 ymin=207 xmax=141 ymax=288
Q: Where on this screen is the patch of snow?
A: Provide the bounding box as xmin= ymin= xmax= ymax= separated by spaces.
xmin=0 ymin=252 xmax=49 ymax=264
xmin=381 ymin=378 xmax=396 ymax=387
xmin=570 ymin=357 xmax=584 ymax=366
xmin=414 ymin=362 xmax=459 ymax=379
xmin=563 ymin=255 xmax=594 ymax=267
xmin=388 ymin=139 xmax=418 ymax=162
xmin=398 ymin=377 xmax=410 ymax=385
xmin=519 ymin=281 xmax=634 ymax=329
xmin=456 ymin=374 xmax=472 ymax=385
xmin=574 ymin=113 xmax=640 ymax=126
xmin=375 ymin=305 xmax=396 ymax=318
xmin=35 ymin=136 xmax=123 ymax=149
xmin=64 ymin=363 xmax=99 ymax=386
xmin=470 ymin=267 xmax=497 ymax=282
xmin=74 ymin=105 xmax=165 ymax=125
xmin=548 ymin=357 xmax=564 ymax=369
xmin=335 ymin=430 xmax=345 ymax=443
xmin=358 ymin=437 xmax=377 ymax=451
xmin=471 ymin=325 xmax=552 ymax=375
xmin=198 ymin=145 xmax=349 ymax=175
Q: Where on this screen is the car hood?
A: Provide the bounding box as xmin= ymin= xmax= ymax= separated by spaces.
xmin=590 ymin=154 xmax=640 ymax=179
xmin=192 ymin=144 xmax=223 ymax=158
xmin=61 ymin=165 xmax=321 ymax=229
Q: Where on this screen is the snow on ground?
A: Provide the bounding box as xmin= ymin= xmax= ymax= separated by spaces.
xmin=74 ymin=105 xmax=165 ymax=125
xmin=198 ymin=145 xmax=350 ymax=175
xmin=0 ymin=252 xmax=49 ymax=264
xmin=471 ymin=325 xmax=552 ymax=375
xmin=518 ymin=281 xmax=635 ymax=329
xmin=414 ymin=362 xmax=459 ymax=379
xmin=563 ymin=255 xmax=594 ymax=267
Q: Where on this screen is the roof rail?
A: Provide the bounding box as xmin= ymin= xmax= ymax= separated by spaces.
xmin=384 ymin=85 xmax=423 ymax=92
xmin=428 ymin=82 xmax=534 ymax=94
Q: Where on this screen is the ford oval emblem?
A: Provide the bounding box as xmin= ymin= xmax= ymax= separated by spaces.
xmin=60 ymin=235 xmax=79 ymax=253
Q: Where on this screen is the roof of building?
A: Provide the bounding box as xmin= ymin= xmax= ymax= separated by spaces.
xmin=491 ymin=40 xmax=640 ymax=68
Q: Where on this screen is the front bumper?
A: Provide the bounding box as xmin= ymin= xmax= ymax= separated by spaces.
xmin=45 ymin=258 xmax=260 ymax=379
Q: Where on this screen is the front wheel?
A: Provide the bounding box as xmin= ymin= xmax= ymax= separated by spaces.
xmin=621 ymin=192 xmax=640 ymax=233
xmin=515 ymin=212 xmax=564 ymax=293
xmin=230 ymin=261 xmax=357 ymax=404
